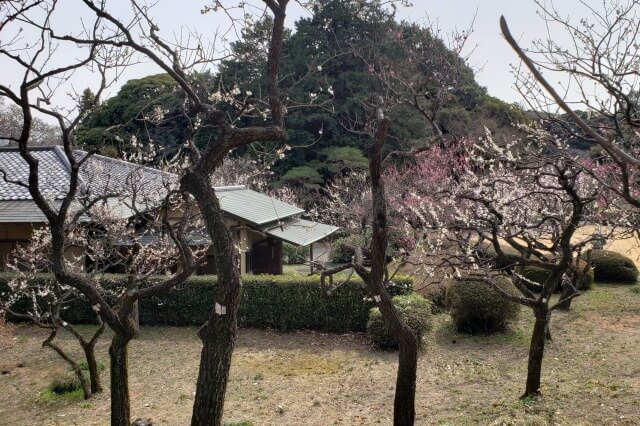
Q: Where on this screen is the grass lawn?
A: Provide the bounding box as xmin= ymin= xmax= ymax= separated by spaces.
xmin=1 ymin=283 xmax=639 ymax=425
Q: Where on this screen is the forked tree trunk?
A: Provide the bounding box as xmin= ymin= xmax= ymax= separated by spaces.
xmin=523 ymin=306 xmax=548 ymax=398
xmin=84 ymin=342 xmax=102 ymax=394
xmin=109 ymin=333 xmax=132 ymax=426
xmin=81 ymin=322 xmax=106 ymax=395
xmin=42 ymin=327 xmax=91 ymax=399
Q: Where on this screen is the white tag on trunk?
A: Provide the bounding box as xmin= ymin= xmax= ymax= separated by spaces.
xmin=215 ymin=302 xmax=226 ymax=315
xmin=373 ymin=295 xmax=381 ymax=303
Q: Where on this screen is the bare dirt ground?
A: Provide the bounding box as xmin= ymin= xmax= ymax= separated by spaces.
xmin=1 ymin=284 xmax=639 ymax=425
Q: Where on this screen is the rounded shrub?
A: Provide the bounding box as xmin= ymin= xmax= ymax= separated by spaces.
xmin=446 ymin=277 xmax=521 ymax=334
xmin=591 ymin=250 xmax=639 ymax=283
xmin=520 ymin=265 xmax=549 ymax=292
xmin=518 ymin=261 xmax=594 ymax=293
xmin=367 ymin=293 xmax=433 ymax=348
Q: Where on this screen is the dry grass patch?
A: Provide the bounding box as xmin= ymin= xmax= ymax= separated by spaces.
xmin=0 ymin=285 xmax=639 ymax=425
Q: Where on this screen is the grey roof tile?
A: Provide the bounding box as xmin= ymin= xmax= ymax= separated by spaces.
xmin=0 ymin=147 xmax=337 ymax=244
xmin=0 ymin=149 xmax=70 ymax=200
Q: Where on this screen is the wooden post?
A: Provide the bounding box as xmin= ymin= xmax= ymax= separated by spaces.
xmin=310 ymin=243 xmax=314 ymax=274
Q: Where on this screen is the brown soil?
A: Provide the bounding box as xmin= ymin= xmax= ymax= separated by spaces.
xmin=1 ymin=284 xmax=639 ymax=425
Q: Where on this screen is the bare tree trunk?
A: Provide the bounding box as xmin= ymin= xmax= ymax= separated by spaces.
xmin=523 ymin=305 xmax=548 ymax=398
xmin=185 ymin=171 xmax=242 ymax=426
xmin=131 ymin=301 xmax=140 ymax=338
xmin=43 ymin=329 xmax=91 ymax=400
xmin=109 ymin=333 xmax=132 ymax=426
xmin=191 ymin=313 xmax=238 ymax=425
xmin=83 ymin=324 xmax=105 ymax=394
xmin=556 ymin=284 xmax=575 ymax=311
xmin=394 ymin=336 xmax=418 ymax=425
xmin=64 ymin=317 xmax=106 ymax=395
xmin=84 ymin=344 xmax=102 ymax=395
xmin=367 ymin=117 xmax=418 ymax=425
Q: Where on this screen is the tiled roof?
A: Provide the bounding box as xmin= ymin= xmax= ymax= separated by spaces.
xmin=0 ymin=148 xmax=70 ymax=200
xmin=0 ymin=148 xmax=315 ymax=233
xmin=0 ymin=146 xmax=173 ymax=205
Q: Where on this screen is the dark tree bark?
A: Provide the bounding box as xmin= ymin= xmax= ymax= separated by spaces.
xmin=523 ymin=305 xmax=548 ymax=398
xmin=109 ymin=333 xmax=133 ymax=426
xmin=185 ymin=170 xmax=243 ymax=425
xmin=43 ymin=327 xmax=92 ymax=400
xmin=366 ymin=117 xmax=419 ymax=425
xmin=394 ymin=338 xmax=419 ymax=424
xmin=556 ymin=285 xmax=575 ymax=311
xmin=82 ymin=323 xmax=106 ymax=394
xmin=84 ymin=344 xmax=102 ymax=394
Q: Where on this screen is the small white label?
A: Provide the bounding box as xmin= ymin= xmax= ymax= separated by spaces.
xmin=215 ymin=302 xmax=226 ymax=315
xmin=373 ymin=295 xmax=381 ymax=303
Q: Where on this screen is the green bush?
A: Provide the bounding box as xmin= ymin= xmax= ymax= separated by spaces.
xmin=446 ymin=277 xmax=521 ymax=334
xmin=518 ymin=263 xmax=593 ymax=293
xmin=591 ymin=250 xmax=639 ymax=283
xmin=483 ymin=244 xmax=523 ymax=269
xmin=420 ymin=280 xmax=450 ymax=313
xmin=0 ymin=273 xmax=413 ymax=333
xmin=519 ymin=265 xmax=549 ymax=292
xmin=483 ymin=245 xmax=595 ymax=292
xmin=329 ymin=235 xmax=363 ymax=264
xmin=49 ymin=373 xmax=82 ymax=395
xmin=366 ymin=294 xmax=433 ymax=348
xmin=282 ymin=243 xmax=308 ymax=265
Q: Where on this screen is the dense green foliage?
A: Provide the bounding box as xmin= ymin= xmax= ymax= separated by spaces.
xmin=1 ymin=273 xmax=412 ymax=333
xmin=590 ymin=250 xmax=639 ymax=283
xmin=366 ymin=293 xmax=433 ymax=348
xmin=329 ymin=234 xmax=364 ymax=263
xmin=446 ymin=277 xmax=521 ymax=334
xmin=520 ymin=263 xmax=594 ymax=292
xmin=484 ymin=244 xmax=594 ymax=292
xmin=77 ymin=74 xmax=185 ymax=159
xmin=77 ymin=0 xmax=524 ymax=183
xmin=282 ymin=243 xmax=308 ymax=265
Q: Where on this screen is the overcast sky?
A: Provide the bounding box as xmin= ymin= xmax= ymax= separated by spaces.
xmin=1 ymin=0 xmax=589 ymax=114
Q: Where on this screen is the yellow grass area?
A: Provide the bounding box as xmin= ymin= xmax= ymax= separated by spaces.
xmin=1 ymin=284 xmax=640 ymax=425
xmin=574 ymin=225 xmax=640 ymax=267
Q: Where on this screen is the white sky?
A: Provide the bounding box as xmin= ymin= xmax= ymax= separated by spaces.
xmin=0 ymin=0 xmax=590 ymax=117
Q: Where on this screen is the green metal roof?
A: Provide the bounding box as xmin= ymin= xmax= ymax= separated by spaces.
xmin=216 ymin=186 xmax=304 ymax=225
xmin=260 ymin=218 xmax=339 ymax=246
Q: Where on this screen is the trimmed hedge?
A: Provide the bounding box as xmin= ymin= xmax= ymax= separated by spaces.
xmin=366 ymin=293 xmax=432 ymax=348
xmin=446 ymin=277 xmax=521 ymax=334
xmin=590 ymin=250 xmax=639 ymax=283
xmin=0 ymin=273 xmax=413 ymax=333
